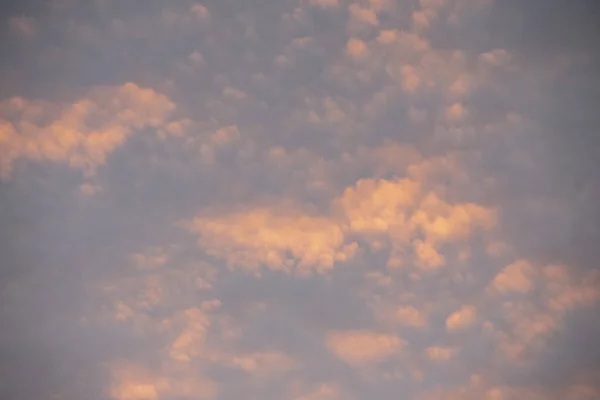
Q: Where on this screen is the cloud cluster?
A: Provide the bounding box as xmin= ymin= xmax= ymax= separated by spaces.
xmin=1 ymin=0 xmax=599 ymax=399
xmin=0 ymin=83 xmax=175 ymax=178
xmin=186 ymin=148 xmax=495 ymax=274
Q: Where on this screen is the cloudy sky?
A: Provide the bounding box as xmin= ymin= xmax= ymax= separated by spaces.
xmin=1 ymin=0 xmax=600 ymax=399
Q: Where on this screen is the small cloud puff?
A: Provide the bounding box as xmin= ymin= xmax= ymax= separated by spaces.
xmin=326 ymin=330 xmax=404 ymax=366
xmin=446 ymin=304 xmax=477 ymax=331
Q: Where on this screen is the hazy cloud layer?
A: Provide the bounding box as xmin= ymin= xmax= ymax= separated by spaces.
xmin=1 ymin=0 xmax=599 ymax=399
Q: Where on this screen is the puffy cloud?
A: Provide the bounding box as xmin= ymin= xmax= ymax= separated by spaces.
xmin=326 ymin=330 xmax=404 ymax=366
xmin=488 ymin=259 xmax=536 ymax=294
xmin=348 ymin=4 xmax=379 ymax=30
xmin=337 ymin=178 xmax=420 ymax=234
xmin=425 ymin=346 xmax=458 ymax=362
xmin=190 ymin=4 xmax=209 ymax=19
xmin=186 ymin=204 xmax=357 ymax=274
xmin=100 ymin=249 xmax=217 ymax=332
xmin=542 ymin=265 xmax=600 ymax=312
xmin=168 ymin=303 xmax=219 ymax=362
xmin=184 ymin=146 xmax=496 ymax=274
xmin=110 ymin=362 xmax=217 ymax=400
xmin=395 ymin=305 xmax=428 ymax=328
xmin=0 ymin=83 xmax=175 ymax=178
xmin=483 ymin=261 xmax=600 ymax=364
xmin=445 ymin=102 xmax=468 ymax=121
xmin=336 ymin=173 xmax=495 ymax=269
xmin=3 ymin=0 xmax=599 ymax=398
xmin=412 ymin=239 xmax=445 ymax=270
xmin=446 ymin=305 xmax=477 ymax=331
xmin=346 ymin=38 xmax=369 ymax=59
xmin=400 ymin=65 xmax=422 ymax=93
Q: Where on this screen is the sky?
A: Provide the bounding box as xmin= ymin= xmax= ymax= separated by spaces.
xmin=1 ymin=0 xmax=600 ymax=399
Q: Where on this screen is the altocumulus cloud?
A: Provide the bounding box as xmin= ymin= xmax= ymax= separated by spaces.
xmin=1 ymin=0 xmax=599 ymax=399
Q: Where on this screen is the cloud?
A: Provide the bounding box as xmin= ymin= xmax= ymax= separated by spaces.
xmin=425 ymin=346 xmax=458 ymax=362
xmin=335 ymin=171 xmax=495 ymax=269
xmin=417 ymin=372 xmax=600 ymax=400
xmin=348 ymin=4 xmax=379 ymax=32
xmin=184 ymin=148 xmax=496 ymax=275
xmin=445 ymin=102 xmax=468 ymax=121
xmin=399 ymin=65 xmax=422 ymax=93
xmin=395 ymin=305 xmax=428 ymax=328
xmin=488 ymin=259 xmax=536 ymax=294
xmin=446 ymin=305 xmax=477 ymax=331
xmin=109 ymin=362 xmax=217 ymax=400
xmin=0 ymin=83 xmax=175 ymax=178
xmin=2 ymin=0 xmax=600 ymax=398
xmin=337 ymin=178 xmax=420 ymax=234
xmin=346 ymin=38 xmax=369 ymax=59
xmin=482 ymin=261 xmax=600 ymax=364
xmin=185 ymin=203 xmax=357 ymax=275
xmin=168 ymin=303 xmax=218 ymax=362
xmin=326 ymin=330 xmax=404 ymax=366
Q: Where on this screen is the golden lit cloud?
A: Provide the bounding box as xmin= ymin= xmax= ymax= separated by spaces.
xmin=395 ymin=305 xmax=428 ymax=328
xmin=425 ymin=346 xmax=458 ymax=362
xmin=110 ymin=362 xmax=217 ymax=400
xmin=168 ymin=304 xmax=218 ymax=362
xmin=488 ymin=259 xmax=536 ymax=294
xmin=184 ymin=146 xmax=496 ymax=274
xmin=346 ymin=38 xmax=369 ymax=59
xmin=186 ymin=204 xmax=357 ymax=274
xmin=0 ymin=83 xmax=175 ymax=178
xmin=4 ymin=0 xmax=598 ymax=398
xmin=229 ymin=351 xmax=296 ymax=377
xmin=326 ymin=330 xmax=404 ymax=366
xmin=446 ymin=305 xmax=477 ymax=331
xmin=445 ymin=102 xmax=468 ymax=121
xmin=482 ymin=261 xmax=600 ymax=364
xmin=348 ymin=4 xmax=379 ymax=29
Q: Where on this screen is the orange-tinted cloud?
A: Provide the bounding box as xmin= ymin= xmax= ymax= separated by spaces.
xmin=186 ymin=204 xmax=357 ymax=274
xmin=0 ymin=83 xmax=175 ymax=178
xmin=110 ymin=362 xmax=217 ymax=400
xmin=488 ymin=259 xmax=536 ymax=294
xmin=326 ymin=330 xmax=404 ymax=366
xmin=446 ymin=305 xmax=477 ymax=331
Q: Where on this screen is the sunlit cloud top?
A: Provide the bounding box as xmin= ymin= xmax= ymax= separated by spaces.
xmin=1 ymin=0 xmax=599 ymax=399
